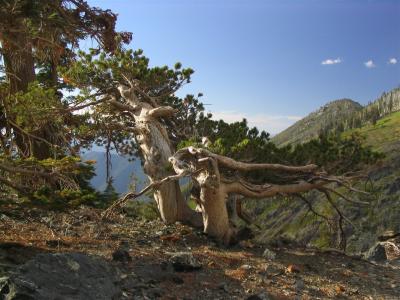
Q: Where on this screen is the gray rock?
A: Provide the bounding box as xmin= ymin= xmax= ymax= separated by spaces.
xmin=112 ymin=249 xmax=132 ymax=263
xmin=168 ymin=252 xmax=201 ymax=272
xmin=365 ymin=243 xmax=387 ymax=262
xmin=295 ymin=279 xmax=305 ymax=291
xmin=246 ymin=292 xmax=272 ymax=300
xmin=262 ymin=248 xmax=276 ymax=260
xmin=218 ymin=283 xmax=229 ymax=292
xmin=0 ymin=253 xmax=123 ymax=300
xmin=265 ymin=264 xmax=282 ymax=277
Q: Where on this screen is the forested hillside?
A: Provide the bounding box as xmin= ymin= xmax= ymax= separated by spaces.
xmin=272 ymin=87 xmax=400 ymax=146
xmin=250 ymin=109 xmax=400 ymax=255
xmin=272 ymin=99 xmax=362 ymax=146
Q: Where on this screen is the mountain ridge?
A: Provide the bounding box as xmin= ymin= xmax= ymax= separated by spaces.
xmin=271 ymin=98 xmax=363 ymax=146
xmin=81 ymin=151 xmax=148 ymax=194
xmin=272 ymin=86 xmax=400 ymax=147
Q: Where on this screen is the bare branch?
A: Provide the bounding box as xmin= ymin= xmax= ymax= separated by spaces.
xmin=187 ymin=147 xmax=318 ymax=173
xmin=324 ymin=187 xmax=369 ymax=205
xmin=295 ymin=193 xmax=331 ymax=223
xmin=8 ymin=120 xmax=60 ymax=149
xmin=147 ymin=106 xmax=177 ymax=118
xmin=101 ymin=171 xmax=189 ymax=219
xmin=60 ymin=97 xmax=110 ymax=112
xmin=314 ymin=175 xmax=369 ymax=195
xmin=0 ymin=162 xmax=52 ymax=178
xmin=224 ymin=180 xmax=327 ymax=198
xmin=320 ymin=189 xmax=355 ymax=228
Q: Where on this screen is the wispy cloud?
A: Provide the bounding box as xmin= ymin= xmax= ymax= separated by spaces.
xmin=211 ymin=111 xmax=302 ymax=135
xmin=388 ymin=58 xmax=397 ymax=65
xmin=364 ymin=60 xmax=376 ymax=68
xmin=321 ymin=58 xmax=342 ymax=65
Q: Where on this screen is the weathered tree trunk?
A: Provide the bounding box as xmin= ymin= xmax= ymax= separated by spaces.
xmin=117 ymin=86 xmax=202 ymax=227
xmin=197 ymin=180 xmax=234 ymax=245
xmin=170 ymin=147 xmax=365 ymax=245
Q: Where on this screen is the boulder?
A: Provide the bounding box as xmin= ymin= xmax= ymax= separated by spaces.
xmin=365 ymin=243 xmax=387 ymax=262
xmin=0 ymin=253 xmax=123 ymax=300
xmin=168 ymin=252 xmax=201 ymax=272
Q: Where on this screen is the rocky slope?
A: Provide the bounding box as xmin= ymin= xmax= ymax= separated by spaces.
xmin=1 ymin=206 xmax=399 ymax=299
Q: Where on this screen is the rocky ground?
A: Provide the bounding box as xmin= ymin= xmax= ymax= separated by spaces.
xmin=1 ymin=205 xmax=399 ymax=299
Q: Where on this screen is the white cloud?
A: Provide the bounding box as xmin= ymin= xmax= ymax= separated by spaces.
xmin=321 ymin=58 xmax=342 ymax=65
xmin=364 ymin=60 xmax=376 ymax=68
xmin=211 ymin=111 xmax=302 ymax=135
xmin=388 ymin=58 xmax=397 ymax=65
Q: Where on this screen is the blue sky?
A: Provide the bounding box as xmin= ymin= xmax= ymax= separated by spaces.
xmin=88 ymin=0 xmax=400 ymax=134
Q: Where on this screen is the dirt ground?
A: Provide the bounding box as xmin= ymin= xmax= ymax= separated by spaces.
xmin=1 ymin=205 xmax=399 ymax=299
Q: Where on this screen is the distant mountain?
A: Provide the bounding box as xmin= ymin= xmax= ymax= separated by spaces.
xmin=272 ymin=87 xmax=400 ymax=147
xmin=271 ymin=99 xmax=363 ymax=146
xmin=81 ymin=151 xmax=148 ymax=194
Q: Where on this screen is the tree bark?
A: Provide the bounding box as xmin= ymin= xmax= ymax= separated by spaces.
xmin=117 ymin=86 xmax=202 ymax=228
xmin=2 ymin=31 xmax=51 ymax=159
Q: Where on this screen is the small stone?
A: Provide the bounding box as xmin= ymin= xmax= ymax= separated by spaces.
xmin=262 ymin=248 xmax=276 ymax=260
xmin=112 ymin=249 xmax=132 ymax=263
xmin=265 ymin=264 xmax=282 ymax=277
xmin=241 ymin=264 xmax=252 ymax=270
xmin=168 ymin=252 xmax=202 ymax=272
xmin=218 ymin=283 xmax=229 ymax=292
xmin=295 ymin=279 xmax=304 ymax=291
xmin=246 ymin=292 xmax=271 ymax=300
